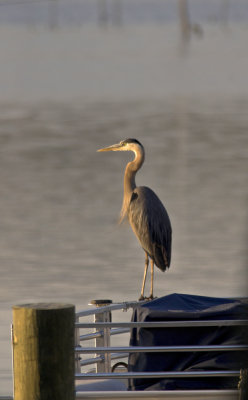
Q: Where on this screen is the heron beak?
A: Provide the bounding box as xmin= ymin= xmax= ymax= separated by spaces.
xmin=97 ymin=143 xmax=122 ymax=152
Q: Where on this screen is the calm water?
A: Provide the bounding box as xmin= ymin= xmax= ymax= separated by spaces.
xmin=0 ymin=20 xmax=248 ymax=394
xmin=0 ymin=97 xmax=248 ymax=393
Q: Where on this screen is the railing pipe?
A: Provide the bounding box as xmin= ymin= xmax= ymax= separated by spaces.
xmin=75 ymin=370 xmax=241 ymax=380
xmin=79 ymin=328 xmax=130 ymax=342
xmin=76 ymin=320 xmax=248 ymax=329
xmin=80 ymin=331 xmax=103 ymax=341
xmin=110 ymin=327 xmax=130 ymax=336
xmin=80 ymin=356 xmax=103 ymax=367
xmin=76 ymin=300 xmax=146 ymax=318
xmin=76 ymin=344 xmax=248 ymax=354
xmin=80 ymin=353 xmax=128 ymax=367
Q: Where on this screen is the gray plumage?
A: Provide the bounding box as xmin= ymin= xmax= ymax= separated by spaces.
xmin=129 ymin=186 xmax=171 ymax=272
xmin=98 ymin=138 xmax=172 ymax=300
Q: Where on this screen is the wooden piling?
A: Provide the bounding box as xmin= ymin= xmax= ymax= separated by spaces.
xmin=12 ymin=303 xmax=75 ymax=400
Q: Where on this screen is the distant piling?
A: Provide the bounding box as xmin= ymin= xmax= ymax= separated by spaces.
xmin=12 ymin=303 xmax=75 ymax=400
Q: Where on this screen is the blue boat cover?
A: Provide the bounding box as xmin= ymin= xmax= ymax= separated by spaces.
xmin=128 ymin=293 xmax=248 ymax=390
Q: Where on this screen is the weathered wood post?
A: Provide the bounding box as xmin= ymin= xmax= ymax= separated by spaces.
xmin=12 ymin=303 xmax=75 ymax=400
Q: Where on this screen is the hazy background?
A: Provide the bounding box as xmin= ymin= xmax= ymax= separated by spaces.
xmin=0 ymin=0 xmax=248 ymax=394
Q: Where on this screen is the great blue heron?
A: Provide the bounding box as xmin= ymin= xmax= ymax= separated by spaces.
xmin=98 ymin=138 xmax=172 ymax=300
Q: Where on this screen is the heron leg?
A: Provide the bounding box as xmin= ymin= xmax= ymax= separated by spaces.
xmin=139 ymin=253 xmax=149 ymax=301
xmin=149 ymin=259 xmax=154 ymax=300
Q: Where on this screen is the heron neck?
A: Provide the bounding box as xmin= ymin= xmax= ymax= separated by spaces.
xmin=124 ymin=164 xmax=137 ymax=195
xmin=124 ymin=149 xmax=144 ymax=196
xmin=119 ymin=147 xmax=145 ymax=223
xmin=119 ymin=149 xmax=144 ymax=223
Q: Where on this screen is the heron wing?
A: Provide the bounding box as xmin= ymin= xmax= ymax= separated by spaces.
xmin=128 ymin=186 xmax=172 ymax=271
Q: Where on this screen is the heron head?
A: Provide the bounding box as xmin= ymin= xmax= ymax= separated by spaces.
xmin=97 ymin=138 xmax=143 ymax=153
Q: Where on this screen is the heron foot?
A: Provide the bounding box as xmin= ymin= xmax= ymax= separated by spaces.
xmin=138 ymin=295 xmax=151 ymax=301
xmin=148 ymin=295 xmax=157 ymax=301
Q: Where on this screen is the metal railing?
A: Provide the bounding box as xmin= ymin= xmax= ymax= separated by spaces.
xmin=74 ymin=299 xmax=248 ymax=384
xmin=75 ymin=299 xmax=143 ymax=375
